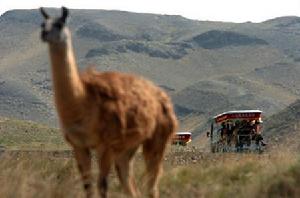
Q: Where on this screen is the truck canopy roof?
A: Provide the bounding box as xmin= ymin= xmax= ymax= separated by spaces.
xmin=176 ymin=132 xmax=192 ymax=135
xmin=213 ymin=110 xmax=263 ymax=123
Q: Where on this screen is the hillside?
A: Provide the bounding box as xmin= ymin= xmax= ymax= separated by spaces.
xmin=1 ymin=9 xmax=300 ymax=137
xmin=0 ymin=116 xmax=65 ymax=150
xmin=264 ymin=99 xmax=300 ymax=151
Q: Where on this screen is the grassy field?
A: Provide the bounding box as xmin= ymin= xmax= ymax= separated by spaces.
xmin=1 ymin=117 xmax=300 ymax=198
xmin=0 ymin=148 xmax=299 ymax=198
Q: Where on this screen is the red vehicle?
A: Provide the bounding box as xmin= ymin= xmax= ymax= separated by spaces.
xmin=172 ymin=132 xmax=192 ymax=146
xmin=210 ymin=110 xmax=265 ymax=152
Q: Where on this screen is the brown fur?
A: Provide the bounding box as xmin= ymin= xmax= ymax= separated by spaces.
xmin=40 ymin=7 xmax=177 ymax=198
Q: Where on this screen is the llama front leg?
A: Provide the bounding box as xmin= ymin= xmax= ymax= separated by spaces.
xmin=97 ymin=149 xmax=114 ymax=198
xmin=73 ymin=147 xmax=93 ymax=198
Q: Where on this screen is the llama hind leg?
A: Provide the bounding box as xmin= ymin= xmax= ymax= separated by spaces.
xmin=143 ymin=133 xmax=170 ymax=198
xmin=115 ymin=146 xmax=140 ymax=197
xmin=97 ymin=149 xmax=114 ymax=198
xmin=73 ymin=147 xmax=93 ymax=198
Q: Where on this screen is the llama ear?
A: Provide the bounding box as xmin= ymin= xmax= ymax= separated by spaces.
xmin=61 ymin=7 xmax=69 ymax=23
xmin=40 ymin=7 xmax=49 ymax=19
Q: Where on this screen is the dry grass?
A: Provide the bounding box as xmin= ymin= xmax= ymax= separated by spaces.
xmin=162 ymin=149 xmax=300 ymax=198
xmin=0 ymin=152 xmax=81 ymax=198
xmin=1 ymin=117 xmax=299 ymax=197
xmin=0 ymin=148 xmax=299 ymax=198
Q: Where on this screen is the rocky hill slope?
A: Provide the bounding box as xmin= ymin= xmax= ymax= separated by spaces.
xmin=264 ymin=99 xmax=300 ymax=150
xmin=1 ymin=9 xmax=300 ymax=136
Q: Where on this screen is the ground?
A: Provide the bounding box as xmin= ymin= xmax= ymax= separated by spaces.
xmin=0 ymin=117 xmax=300 ymax=198
xmin=1 ymin=147 xmax=300 ymax=198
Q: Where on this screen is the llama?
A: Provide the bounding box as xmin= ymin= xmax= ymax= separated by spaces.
xmin=40 ymin=7 xmax=177 ymax=198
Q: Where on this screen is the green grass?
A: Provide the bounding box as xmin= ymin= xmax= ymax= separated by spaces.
xmin=0 ymin=117 xmax=67 ymax=150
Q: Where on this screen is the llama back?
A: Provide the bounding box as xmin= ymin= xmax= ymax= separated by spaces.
xmin=80 ymin=68 xmax=126 ymax=100
xmin=80 ymin=69 xmax=177 ymax=144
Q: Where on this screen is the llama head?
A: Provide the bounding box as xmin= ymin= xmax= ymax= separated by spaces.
xmin=40 ymin=7 xmax=70 ymax=44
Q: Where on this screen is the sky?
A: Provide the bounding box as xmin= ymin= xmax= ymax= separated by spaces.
xmin=1 ymin=0 xmax=300 ymax=23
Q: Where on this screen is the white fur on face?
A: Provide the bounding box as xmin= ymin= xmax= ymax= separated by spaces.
xmin=41 ymin=18 xmax=68 ymax=44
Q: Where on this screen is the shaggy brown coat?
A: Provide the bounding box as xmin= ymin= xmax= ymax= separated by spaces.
xmin=40 ymin=7 xmax=177 ymax=198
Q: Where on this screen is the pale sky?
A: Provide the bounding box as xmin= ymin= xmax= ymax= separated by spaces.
xmin=1 ymin=0 xmax=300 ymax=23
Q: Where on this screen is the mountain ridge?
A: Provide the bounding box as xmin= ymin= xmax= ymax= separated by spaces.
xmin=0 ymin=9 xmax=300 ymax=137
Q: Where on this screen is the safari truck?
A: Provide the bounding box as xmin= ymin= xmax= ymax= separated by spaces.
xmin=172 ymin=132 xmax=192 ymax=146
xmin=209 ymin=110 xmax=266 ymax=153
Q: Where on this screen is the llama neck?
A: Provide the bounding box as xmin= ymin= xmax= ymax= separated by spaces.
xmin=48 ymin=37 xmax=85 ymax=122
